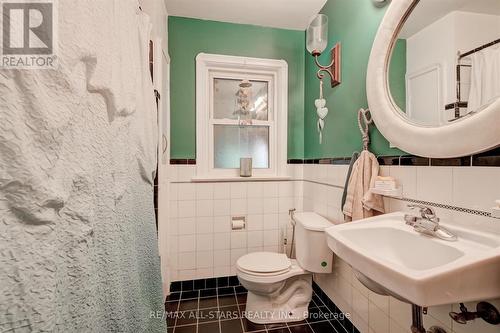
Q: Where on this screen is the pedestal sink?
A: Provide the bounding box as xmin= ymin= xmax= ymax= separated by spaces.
xmin=324 ymin=212 xmax=500 ymax=307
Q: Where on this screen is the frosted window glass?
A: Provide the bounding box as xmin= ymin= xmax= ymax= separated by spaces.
xmin=213 ymin=78 xmax=269 ymax=120
xmin=214 ymin=125 xmax=269 ymax=169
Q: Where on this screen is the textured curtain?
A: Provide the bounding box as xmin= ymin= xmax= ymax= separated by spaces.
xmin=0 ymin=0 xmax=166 ymax=331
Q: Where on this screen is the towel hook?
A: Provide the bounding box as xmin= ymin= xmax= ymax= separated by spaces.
xmin=358 ymin=108 xmax=373 ymax=151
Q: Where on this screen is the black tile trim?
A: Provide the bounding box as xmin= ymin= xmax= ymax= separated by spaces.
xmin=431 ymin=156 xmax=471 ymax=167
xmin=472 ymin=155 xmax=500 ymax=167
xmin=290 ymin=158 xmax=352 ymax=165
xmin=170 ymin=158 xmax=196 ymax=165
xmin=286 ymin=151 xmax=499 ymax=167
xmin=318 ymin=158 xmax=334 ymax=165
xmin=399 ymin=156 xmax=430 ymax=166
xmin=472 ymin=147 xmax=500 ymax=166
xmin=395 ymin=197 xmax=492 ymax=218
xmin=170 ymin=148 xmax=500 ymax=167
xmin=170 ymin=276 xmax=241 ymax=293
xmin=376 ymin=156 xmax=399 ymax=166
xmin=330 ymin=158 xmax=352 ymax=165
xmin=312 ymin=281 xmax=360 ymax=333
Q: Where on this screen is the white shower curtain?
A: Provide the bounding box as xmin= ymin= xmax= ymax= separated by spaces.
xmin=467 ymin=45 xmax=500 ymax=113
xmin=0 ymin=1 xmax=166 ymax=332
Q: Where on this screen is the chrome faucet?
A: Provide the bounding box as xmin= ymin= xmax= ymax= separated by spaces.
xmin=405 ymin=204 xmax=439 ymax=223
xmin=404 ymin=204 xmax=457 ymax=241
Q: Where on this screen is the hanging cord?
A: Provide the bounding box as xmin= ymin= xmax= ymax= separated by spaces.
xmin=357 ymin=108 xmax=373 ymax=150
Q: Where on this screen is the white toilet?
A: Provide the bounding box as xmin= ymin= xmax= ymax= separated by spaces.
xmin=236 ymin=212 xmax=333 ymax=324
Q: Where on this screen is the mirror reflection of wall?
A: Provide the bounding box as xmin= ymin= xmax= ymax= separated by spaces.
xmin=389 ymin=0 xmax=500 ymax=126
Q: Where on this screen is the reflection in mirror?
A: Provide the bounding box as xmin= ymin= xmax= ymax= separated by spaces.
xmin=389 ymin=0 xmax=500 ymax=126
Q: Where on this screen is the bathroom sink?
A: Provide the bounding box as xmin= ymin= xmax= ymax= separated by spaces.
xmin=325 ymin=212 xmax=500 ymax=306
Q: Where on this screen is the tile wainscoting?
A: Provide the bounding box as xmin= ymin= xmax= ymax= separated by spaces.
xmin=166 ymin=164 xmax=304 ymax=282
xmin=163 ymin=163 xmax=500 ymax=333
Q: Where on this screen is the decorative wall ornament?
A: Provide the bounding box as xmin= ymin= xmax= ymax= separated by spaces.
xmin=315 ymin=80 xmax=328 ymax=144
xmin=235 ymin=79 xmax=253 ymax=125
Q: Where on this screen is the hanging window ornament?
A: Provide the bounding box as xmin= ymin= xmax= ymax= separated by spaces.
xmin=234 ymin=79 xmax=253 ymax=126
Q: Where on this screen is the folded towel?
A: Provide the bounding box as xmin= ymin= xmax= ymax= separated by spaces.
xmin=343 ymin=150 xmax=385 ymax=222
xmin=374 ymin=176 xmax=397 ymax=190
xmin=467 ymin=45 xmax=500 ymax=113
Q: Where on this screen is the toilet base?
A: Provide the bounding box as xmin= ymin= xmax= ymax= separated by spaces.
xmin=242 ymin=274 xmax=313 ymax=324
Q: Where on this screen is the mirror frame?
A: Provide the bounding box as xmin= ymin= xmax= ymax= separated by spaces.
xmin=367 ymin=0 xmax=500 ymax=158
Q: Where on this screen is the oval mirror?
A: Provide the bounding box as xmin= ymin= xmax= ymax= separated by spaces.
xmin=367 ymin=0 xmax=500 ymax=158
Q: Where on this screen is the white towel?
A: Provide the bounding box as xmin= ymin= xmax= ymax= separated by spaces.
xmin=342 ymin=150 xmax=385 ymax=222
xmin=467 ymin=45 xmax=500 ymax=113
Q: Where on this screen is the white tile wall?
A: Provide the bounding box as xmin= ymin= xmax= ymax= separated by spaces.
xmin=304 ymin=164 xmax=500 ymax=333
xmin=302 ymin=164 xmax=349 ymax=224
xmin=164 ymin=163 xmax=499 ymax=333
xmin=167 ymin=165 xmax=302 ymax=281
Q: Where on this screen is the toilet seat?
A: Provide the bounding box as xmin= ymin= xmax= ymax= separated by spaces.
xmin=237 ymin=254 xmax=308 ymax=284
xmin=237 ymin=252 xmax=291 ymax=276
xmin=238 ymin=266 xmax=291 ymax=277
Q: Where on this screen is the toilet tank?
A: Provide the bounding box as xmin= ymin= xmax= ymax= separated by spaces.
xmin=293 ymin=212 xmax=334 ymax=273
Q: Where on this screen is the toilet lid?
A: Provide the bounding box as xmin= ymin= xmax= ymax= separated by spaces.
xmin=237 ymin=252 xmax=291 ymax=274
xmin=294 ymin=212 xmax=333 ymax=231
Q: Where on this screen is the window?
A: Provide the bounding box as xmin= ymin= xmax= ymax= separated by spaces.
xmin=195 ymin=54 xmax=288 ymax=179
xmin=213 ymin=78 xmax=271 ymax=169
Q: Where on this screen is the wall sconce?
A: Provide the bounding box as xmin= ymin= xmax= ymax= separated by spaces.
xmin=306 ymin=14 xmax=341 ymax=144
xmin=306 ymin=14 xmax=341 ymax=88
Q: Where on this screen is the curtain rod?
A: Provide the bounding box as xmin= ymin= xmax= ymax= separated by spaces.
xmin=459 ymin=38 xmax=500 ymax=59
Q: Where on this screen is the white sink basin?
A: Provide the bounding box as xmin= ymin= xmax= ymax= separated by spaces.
xmin=325 ymin=212 xmax=500 ymax=306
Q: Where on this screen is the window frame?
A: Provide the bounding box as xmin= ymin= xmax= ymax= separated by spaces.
xmin=195 ymin=53 xmax=288 ymax=180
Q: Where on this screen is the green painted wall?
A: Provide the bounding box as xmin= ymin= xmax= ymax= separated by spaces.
xmin=168 ymin=16 xmax=305 ymax=159
xmin=304 ymin=0 xmax=405 ymax=158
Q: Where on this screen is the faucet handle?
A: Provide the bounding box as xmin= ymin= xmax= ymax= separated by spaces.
xmin=403 ymin=214 xmax=418 ymax=226
xmin=407 ymin=204 xmax=437 ymax=219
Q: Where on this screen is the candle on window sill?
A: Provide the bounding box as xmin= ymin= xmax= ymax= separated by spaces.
xmin=240 ymin=158 xmax=252 ymax=177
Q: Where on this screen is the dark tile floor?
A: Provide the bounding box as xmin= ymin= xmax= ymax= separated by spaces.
xmin=165 ymin=281 xmax=359 ymax=333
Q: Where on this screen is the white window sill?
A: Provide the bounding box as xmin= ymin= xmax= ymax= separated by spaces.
xmin=191 ymin=175 xmax=291 ymax=183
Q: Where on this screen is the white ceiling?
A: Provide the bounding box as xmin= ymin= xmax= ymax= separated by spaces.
xmin=164 ymin=0 xmax=327 ymax=30
xmin=400 ymin=0 xmax=500 ymax=38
